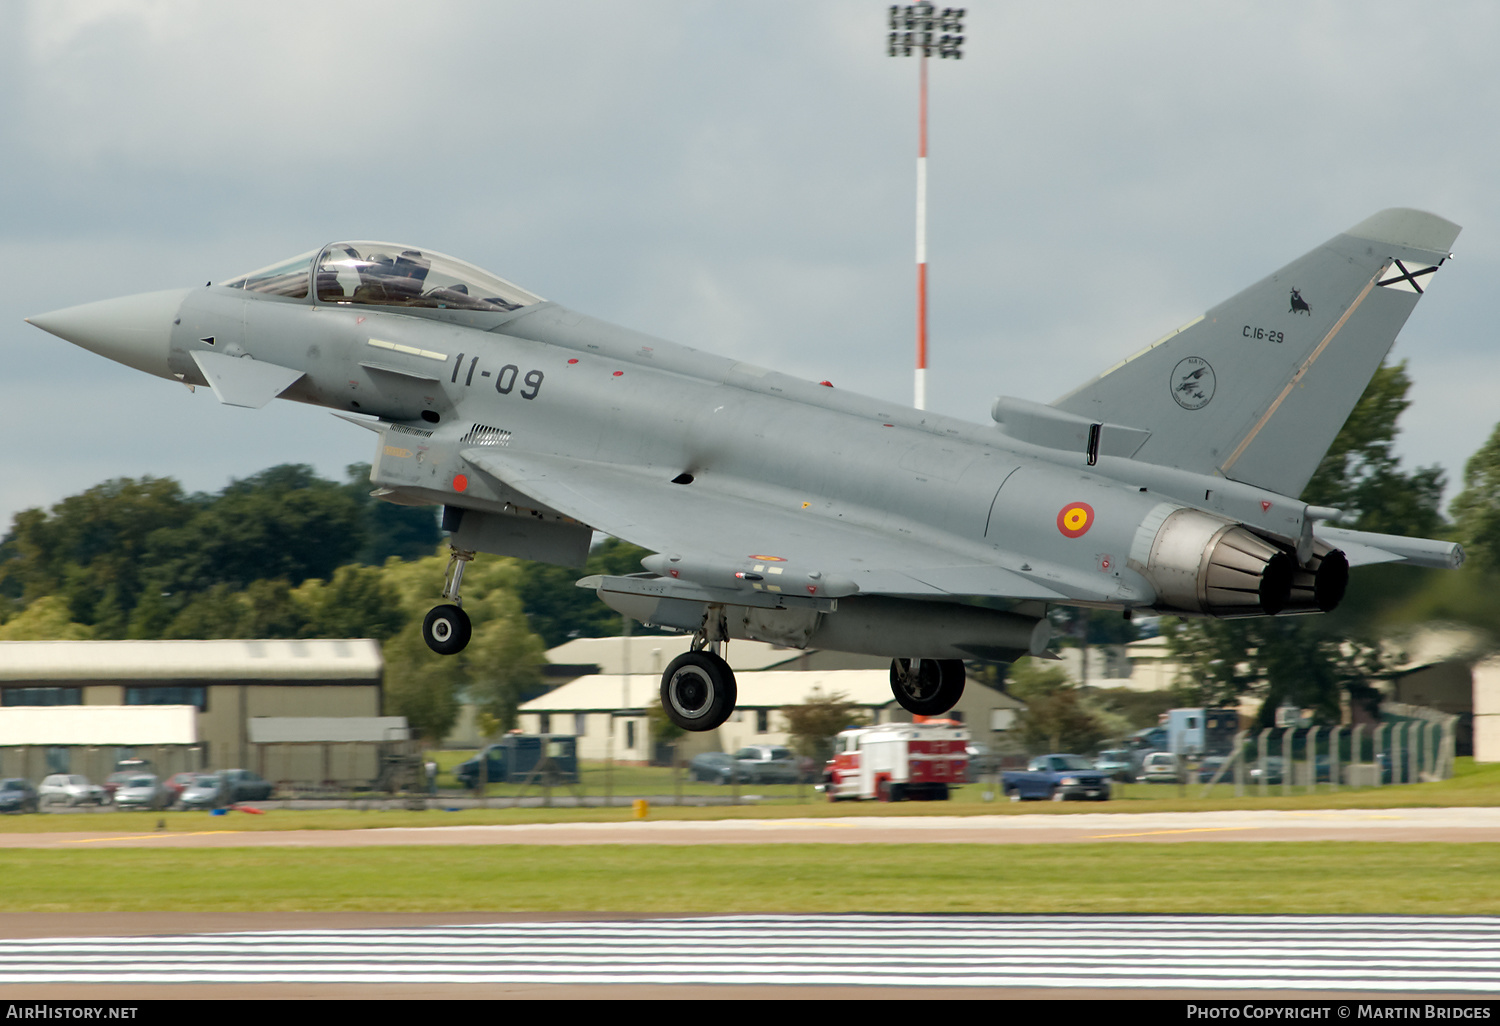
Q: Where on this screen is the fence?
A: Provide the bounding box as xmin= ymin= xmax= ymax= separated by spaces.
xmin=1197 ymin=710 xmax=1459 ymax=797
xmin=0 ymin=745 xmax=205 ymax=784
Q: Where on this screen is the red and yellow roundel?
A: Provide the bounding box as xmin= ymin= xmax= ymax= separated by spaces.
xmin=1057 ymin=501 xmax=1094 ymax=538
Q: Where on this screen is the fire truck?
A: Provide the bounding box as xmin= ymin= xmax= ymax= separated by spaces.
xmin=824 ymin=722 xmax=969 ymax=802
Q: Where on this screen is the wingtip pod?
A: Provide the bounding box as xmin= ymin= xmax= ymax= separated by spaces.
xmin=1344 ymin=208 xmax=1461 ymax=257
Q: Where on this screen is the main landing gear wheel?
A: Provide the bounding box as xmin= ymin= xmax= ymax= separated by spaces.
xmin=423 ymin=604 xmax=472 ymax=655
xmin=889 ymin=658 xmax=966 ymax=716
xmin=660 ymin=651 xmax=737 ymax=732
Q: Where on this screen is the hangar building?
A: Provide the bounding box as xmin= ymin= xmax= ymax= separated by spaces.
xmin=0 ymin=639 xmax=383 ymax=780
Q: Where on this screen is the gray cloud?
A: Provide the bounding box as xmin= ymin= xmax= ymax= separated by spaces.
xmin=3 ymin=0 xmax=1497 ymax=531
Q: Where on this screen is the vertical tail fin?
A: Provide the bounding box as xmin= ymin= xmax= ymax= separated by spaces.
xmin=1053 ymin=209 xmax=1460 ymax=497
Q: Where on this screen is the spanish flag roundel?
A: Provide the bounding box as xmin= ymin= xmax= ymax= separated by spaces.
xmin=1057 ymin=501 xmax=1094 ymax=538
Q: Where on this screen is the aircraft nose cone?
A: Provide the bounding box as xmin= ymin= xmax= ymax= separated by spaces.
xmin=26 ymin=288 xmax=192 ymax=379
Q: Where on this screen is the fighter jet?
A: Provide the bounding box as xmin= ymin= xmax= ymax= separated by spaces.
xmin=25 ymin=209 xmax=1465 ymax=732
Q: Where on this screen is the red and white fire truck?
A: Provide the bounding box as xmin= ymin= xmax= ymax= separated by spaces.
xmin=823 ymin=722 xmax=969 ymax=802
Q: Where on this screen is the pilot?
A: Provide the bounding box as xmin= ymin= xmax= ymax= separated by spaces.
xmin=316 ymin=245 xmax=361 ymax=303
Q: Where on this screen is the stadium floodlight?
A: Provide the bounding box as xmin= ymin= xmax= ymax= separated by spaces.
xmin=888 ymin=4 xmax=966 ymax=410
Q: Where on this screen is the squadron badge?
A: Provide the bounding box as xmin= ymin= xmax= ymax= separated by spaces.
xmin=1170 ymin=357 xmax=1215 ymax=411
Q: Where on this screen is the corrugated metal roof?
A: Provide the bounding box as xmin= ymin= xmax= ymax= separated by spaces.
xmin=521 ymin=670 xmax=899 ymax=712
xmin=0 ymin=705 xmax=197 ymax=745
xmin=249 ymin=717 xmax=409 ymax=743
xmin=0 ymin=640 xmax=383 ymax=682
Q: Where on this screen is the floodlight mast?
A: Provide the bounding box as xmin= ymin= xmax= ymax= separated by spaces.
xmin=887 ymin=3 xmax=964 ymax=411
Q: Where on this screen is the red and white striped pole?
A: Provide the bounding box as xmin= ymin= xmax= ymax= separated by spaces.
xmin=888 ymin=5 xmax=964 ymax=413
xmin=915 ymin=49 xmax=928 ymax=410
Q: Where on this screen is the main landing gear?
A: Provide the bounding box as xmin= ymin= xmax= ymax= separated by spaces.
xmin=660 ymin=607 xmax=738 ymax=732
xmin=422 ymin=546 xmax=474 ymax=655
xmin=889 ymin=658 xmax=966 ymax=716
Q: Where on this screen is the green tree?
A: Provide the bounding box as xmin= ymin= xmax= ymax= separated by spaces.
xmin=1448 ymin=423 xmax=1500 ymax=575
xmin=0 ymin=477 xmax=194 ymax=636
xmin=379 ymin=551 xmax=548 ymax=742
xmin=382 ymin=619 xmax=467 ymax=744
xmin=780 ymin=692 xmax=870 ymax=761
xmin=1005 ymin=658 xmax=1120 ymax=754
xmin=341 ymin=463 xmax=441 ymax=565
xmin=463 ymin=562 xmax=549 ymax=733
xmin=516 ymin=537 xmax=674 ymax=647
xmin=1166 ymin=361 xmax=1442 ymax=723
xmin=160 ymin=579 xmax=306 ymax=639
xmin=0 ymin=595 xmax=93 ymax=640
xmin=143 ymin=464 xmax=365 ymax=598
xmin=1302 ymin=362 xmax=1445 ymax=537
xmin=292 ymin=563 xmax=407 ymax=641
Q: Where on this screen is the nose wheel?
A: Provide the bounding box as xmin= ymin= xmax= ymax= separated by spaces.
xmin=423 ymin=604 xmax=472 ymax=655
xmin=423 ymin=546 xmax=475 ymax=655
xmin=889 ymin=658 xmax=965 ymax=716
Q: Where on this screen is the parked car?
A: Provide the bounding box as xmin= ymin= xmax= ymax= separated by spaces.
xmin=732 ymin=746 xmax=803 ymax=783
xmin=1140 ymin=752 xmax=1181 ymax=784
xmin=0 ymin=779 xmax=39 ymax=814
xmin=1093 ymin=749 xmax=1137 ymax=782
xmin=1002 ymin=754 xmax=1112 ymax=801
xmin=1376 ymin=751 xmax=1413 ymax=784
xmin=688 ymin=752 xmax=745 ymax=784
xmin=38 ymin=774 xmax=107 ymax=807
xmin=966 ymin=743 xmax=1002 ymax=781
xmin=163 ymin=772 xmax=202 ymax=805
xmin=176 ymin=774 xmax=224 ymax=810
xmin=110 ymin=775 xmax=167 ymax=811
xmin=1196 ymin=756 xmax=1230 ymax=784
xmin=217 ymin=769 xmax=274 ymax=803
xmin=454 ymin=736 xmax=580 ymax=788
xmin=1249 ymin=757 xmax=1285 ymax=786
xmin=102 ymin=771 xmax=140 ymax=802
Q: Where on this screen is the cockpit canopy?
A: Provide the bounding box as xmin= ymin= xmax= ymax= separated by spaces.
xmin=221 ymin=242 xmax=543 ymax=313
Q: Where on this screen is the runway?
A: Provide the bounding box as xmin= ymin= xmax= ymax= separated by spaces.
xmin=6 ymin=807 xmax=1500 ymax=847
xmin=0 ymin=914 xmax=1496 ymax=997
xmin=4 ymin=810 xmax=1496 ymax=998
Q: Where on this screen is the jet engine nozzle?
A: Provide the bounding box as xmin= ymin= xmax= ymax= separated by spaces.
xmin=1283 ymin=542 xmax=1349 ymax=615
xmin=1139 ymin=507 xmax=1300 ymax=618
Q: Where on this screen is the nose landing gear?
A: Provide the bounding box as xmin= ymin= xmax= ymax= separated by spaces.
xmin=422 ymin=546 xmax=475 ymax=655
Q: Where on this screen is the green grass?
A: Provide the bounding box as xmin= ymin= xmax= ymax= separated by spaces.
xmin=6 ymin=843 xmax=1500 ymax=914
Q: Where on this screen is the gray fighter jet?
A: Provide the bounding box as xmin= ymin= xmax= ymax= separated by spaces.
xmin=26 ymin=210 xmax=1465 ymax=732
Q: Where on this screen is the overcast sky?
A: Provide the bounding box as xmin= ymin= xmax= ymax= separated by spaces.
xmin=2 ymin=0 xmax=1497 ymax=533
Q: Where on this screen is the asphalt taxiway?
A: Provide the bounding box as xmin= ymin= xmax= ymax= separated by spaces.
xmin=3 ymin=806 xmax=1498 ymax=848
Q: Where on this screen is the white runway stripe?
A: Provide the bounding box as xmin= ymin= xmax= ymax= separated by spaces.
xmin=4 ymin=915 xmax=1500 ymax=990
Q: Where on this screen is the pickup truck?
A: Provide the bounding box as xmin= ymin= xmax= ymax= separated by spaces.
xmin=1002 ymin=754 xmax=1113 ymax=801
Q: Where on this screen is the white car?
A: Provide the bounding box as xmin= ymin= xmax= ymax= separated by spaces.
xmin=112 ymin=775 xmax=167 ymax=811
xmin=38 ymin=774 xmax=107 ymax=807
xmin=1140 ymin=752 xmax=1182 ymax=784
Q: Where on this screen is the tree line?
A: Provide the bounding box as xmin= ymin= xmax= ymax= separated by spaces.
xmin=0 ymin=462 xmax=656 ymax=741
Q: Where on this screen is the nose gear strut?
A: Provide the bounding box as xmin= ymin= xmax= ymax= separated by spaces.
xmin=422 ymin=546 xmax=475 ymax=655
